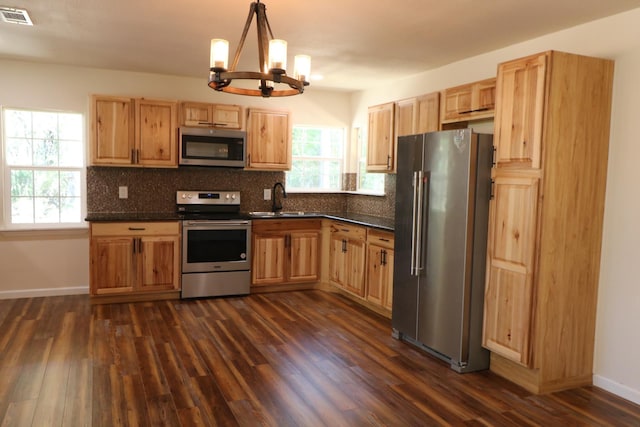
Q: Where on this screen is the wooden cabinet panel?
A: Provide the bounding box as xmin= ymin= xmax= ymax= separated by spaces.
xmin=251 ymin=220 xmax=320 ymax=286
xmin=415 ymin=92 xmax=440 ymax=134
xmin=252 ymin=233 xmax=287 ymax=285
xmin=329 ymin=221 xmax=366 ymax=297
xmin=91 ymin=96 xmax=134 ymax=165
xmin=367 ymin=102 xmax=395 ymax=172
xmin=441 ymin=78 xmax=496 ymax=123
xmin=90 ymin=222 xmax=180 ymax=299
xmin=494 ymin=54 xmax=546 ymax=169
xmin=246 ymin=109 xmax=291 ymax=170
xmin=181 ymin=102 xmax=243 ymax=129
xmin=365 ymin=244 xmax=394 ymax=309
xmin=91 ymin=95 xmax=178 ymax=167
xmin=395 ymin=98 xmax=417 ymax=138
xmin=136 ymin=99 xmax=177 ymax=166
xmin=91 ymin=237 xmax=135 ymax=294
xmin=138 ymin=236 xmax=180 ymax=291
xmin=484 ymin=51 xmax=614 ymax=394
xmin=289 ymin=231 xmax=320 ymax=282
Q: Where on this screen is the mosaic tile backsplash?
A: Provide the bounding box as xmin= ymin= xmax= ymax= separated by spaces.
xmin=87 ymin=167 xmax=396 ymax=219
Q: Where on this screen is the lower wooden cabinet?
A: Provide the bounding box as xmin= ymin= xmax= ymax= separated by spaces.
xmin=329 ymin=221 xmax=367 ymax=297
xmin=252 ymin=219 xmax=321 ymax=286
xmin=365 ymin=229 xmax=395 ymax=311
xmin=90 ymin=221 xmax=181 ymax=300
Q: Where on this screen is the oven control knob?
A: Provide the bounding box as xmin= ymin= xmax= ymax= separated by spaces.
xmin=181 ymin=193 xmax=186 ymax=199
xmin=231 ymin=194 xmax=236 ymax=200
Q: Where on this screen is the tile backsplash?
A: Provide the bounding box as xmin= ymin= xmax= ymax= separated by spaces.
xmin=87 ymin=167 xmax=395 ymax=219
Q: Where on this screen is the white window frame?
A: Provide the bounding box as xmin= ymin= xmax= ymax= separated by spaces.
xmin=1 ymin=106 xmax=87 ymax=231
xmin=286 ymin=125 xmax=346 ymax=192
xmin=356 ymin=127 xmax=385 ymax=195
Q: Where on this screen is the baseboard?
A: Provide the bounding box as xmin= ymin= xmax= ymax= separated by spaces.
xmin=593 ymin=374 xmax=640 ymax=405
xmin=0 ymin=286 xmax=89 ymax=300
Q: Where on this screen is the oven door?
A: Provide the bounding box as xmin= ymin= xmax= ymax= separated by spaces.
xmin=182 ymin=220 xmax=251 ymax=273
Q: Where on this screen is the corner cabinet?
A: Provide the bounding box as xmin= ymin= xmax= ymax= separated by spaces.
xmin=482 ymin=51 xmax=614 ymax=393
xmin=365 ymin=229 xmax=394 ymax=311
xmin=246 ymin=108 xmax=291 ymax=170
xmin=89 ymin=221 xmax=181 ymax=302
xmin=252 ymin=219 xmax=321 ymax=287
xmin=328 ymin=221 xmax=367 ymax=297
xmin=91 ymin=95 xmax=178 ymax=167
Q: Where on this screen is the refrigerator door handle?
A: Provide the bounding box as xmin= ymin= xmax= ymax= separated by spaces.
xmin=411 ymin=171 xmax=425 ymax=276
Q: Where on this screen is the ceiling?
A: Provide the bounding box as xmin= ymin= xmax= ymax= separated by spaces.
xmin=2 ymin=0 xmax=640 ymax=92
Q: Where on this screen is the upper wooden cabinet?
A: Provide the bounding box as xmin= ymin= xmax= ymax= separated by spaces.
xmin=493 ymin=55 xmax=547 ymax=169
xmin=91 ymin=95 xmax=178 ymax=167
xmin=179 ymin=101 xmax=243 ymax=129
xmin=246 ymin=108 xmax=291 ymax=170
xmin=483 ymin=51 xmax=614 ymax=394
xmin=395 ymin=92 xmax=440 ymax=137
xmin=441 ymin=77 xmax=496 ymax=123
xmin=366 ymin=102 xmax=395 ymax=172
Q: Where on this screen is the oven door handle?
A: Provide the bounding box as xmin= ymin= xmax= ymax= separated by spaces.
xmin=183 ymin=220 xmax=250 ymax=227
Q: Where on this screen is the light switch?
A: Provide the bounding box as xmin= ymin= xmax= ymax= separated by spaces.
xmin=118 ymin=186 xmax=128 ymax=199
xmin=263 ymin=189 xmax=271 ymax=200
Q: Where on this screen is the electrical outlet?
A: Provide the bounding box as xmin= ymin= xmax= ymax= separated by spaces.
xmin=118 ymin=186 xmax=128 ymax=199
xmin=263 ymin=189 xmax=271 ymax=200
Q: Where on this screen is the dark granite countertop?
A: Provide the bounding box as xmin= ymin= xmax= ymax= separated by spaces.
xmin=86 ymin=211 xmax=395 ymax=232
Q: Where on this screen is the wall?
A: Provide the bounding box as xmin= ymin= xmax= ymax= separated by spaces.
xmin=0 ymin=60 xmax=351 ymax=297
xmin=349 ymin=8 xmax=640 ymax=405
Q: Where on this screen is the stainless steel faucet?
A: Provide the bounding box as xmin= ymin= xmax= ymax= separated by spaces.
xmin=272 ymin=182 xmax=287 ymax=212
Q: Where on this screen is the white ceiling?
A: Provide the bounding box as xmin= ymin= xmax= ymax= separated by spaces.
xmin=2 ymin=0 xmax=640 ymax=92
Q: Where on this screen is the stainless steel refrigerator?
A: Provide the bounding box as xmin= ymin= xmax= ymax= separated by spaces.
xmin=392 ymin=129 xmax=491 ymax=373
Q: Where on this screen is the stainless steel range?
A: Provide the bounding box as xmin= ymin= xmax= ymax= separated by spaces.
xmin=177 ymin=190 xmax=251 ymax=298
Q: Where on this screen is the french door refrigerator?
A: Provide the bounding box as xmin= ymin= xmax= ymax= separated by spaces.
xmin=392 ymin=129 xmax=492 ymax=373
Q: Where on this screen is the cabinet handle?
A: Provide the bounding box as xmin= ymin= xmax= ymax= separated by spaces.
xmin=128 ymin=227 xmax=146 ymax=231
xmin=132 ymin=237 xmax=138 ymax=254
xmin=489 ymin=179 xmax=495 ymax=200
xmin=137 ymin=238 xmax=143 ymax=254
xmin=378 ymin=238 xmax=390 ymax=242
xmin=212 ymin=122 xmax=228 ymax=127
xmin=342 ymin=239 xmax=347 ymax=253
xmin=387 ymin=155 xmax=391 ymax=169
xmin=136 ymin=149 xmax=140 ymax=164
xmin=491 ymin=146 xmax=497 ymax=167
xmin=380 ymin=249 xmax=385 ymax=266
xmin=131 ymin=148 xmax=136 ymax=164
xmin=340 ymin=228 xmax=349 ymax=233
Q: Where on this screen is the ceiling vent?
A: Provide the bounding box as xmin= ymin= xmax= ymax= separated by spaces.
xmin=0 ymin=7 xmax=33 ymax=25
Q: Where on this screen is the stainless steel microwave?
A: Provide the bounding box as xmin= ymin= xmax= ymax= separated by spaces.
xmin=178 ymin=126 xmax=246 ymax=167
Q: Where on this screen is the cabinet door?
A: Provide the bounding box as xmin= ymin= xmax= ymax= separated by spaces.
xmin=415 ymin=92 xmax=440 ymax=133
xmin=329 ymin=235 xmax=348 ymax=287
xmin=91 ymin=96 xmax=134 ymax=165
xmin=246 ymin=109 xmax=291 ymax=170
xmin=442 ymin=85 xmax=473 ymax=122
xmin=475 ymin=79 xmax=497 ymax=112
xmin=211 ymin=104 xmax=242 ymax=129
xmin=181 ymin=102 xmax=211 ymax=126
xmin=395 ymin=98 xmax=417 ymax=138
xmin=494 ymin=53 xmax=547 ymax=169
xmin=367 ymin=103 xmax=395 ymax=172
xmin=135 ymin=99 xmax=177 ymax=167
xmin=252 ymin=232 xmax=287 ymax=285
xmin=138 ymin=235 xmax=180 ymax=292
xmin=91 ymin=237 xmax=135 ymax=295
xmin=483 ymin=174 xmax=539 ymax=366
xmin=366 ymin=244 xmax=395 ymax=309
xmin=343 ymin=239 xmax=366 ymax=297
xmin=288 ymin=231 xmax=320 ymax=283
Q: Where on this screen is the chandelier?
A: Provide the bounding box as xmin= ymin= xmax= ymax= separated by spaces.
xmin=208 ymin=0 xmax=311 ymax=97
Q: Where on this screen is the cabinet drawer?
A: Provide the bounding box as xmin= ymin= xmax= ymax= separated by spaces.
xmin=367 ymin=229 xmax=394 ymax=249
xmin=91 ymin=221 xmax=180 ymax=237
xmin=330 ymin=221 xmax=366 ymax=241
xmin=253 ymin=219 xmax=321 ymax=233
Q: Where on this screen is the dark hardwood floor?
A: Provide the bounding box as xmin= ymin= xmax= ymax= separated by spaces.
xmin=0 ymin=290 xmax=639 ymax=426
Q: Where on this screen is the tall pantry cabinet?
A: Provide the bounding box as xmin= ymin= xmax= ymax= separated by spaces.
xmin=482 ymin=51 xmax=614 ymax=393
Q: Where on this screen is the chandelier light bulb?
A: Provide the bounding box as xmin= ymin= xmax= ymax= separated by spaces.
xmin=269 ymin=39 xmax=287 ymax=72
xmin=294 ymin=55 xmax=311 ymax=82
xmin=210 ymin=39 xmax=229 ymax=70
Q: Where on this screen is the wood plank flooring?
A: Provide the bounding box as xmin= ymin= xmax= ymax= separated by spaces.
xmin=0 ymin=290 xmax=639 ymax=426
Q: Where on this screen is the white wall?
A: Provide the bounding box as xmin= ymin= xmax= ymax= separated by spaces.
xmin=0 ymin=60 xmax=351 ymax=297
xmin=349 ymin=9 xmax=640 ymax=405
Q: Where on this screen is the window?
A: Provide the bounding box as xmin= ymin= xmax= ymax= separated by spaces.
xmin=2 ymin=108 xmax=85 ymax=229
xmin=286 ymin=126 xmax=344 ymax=191
xmin=357 ymin=128 xmax=385 ymax=194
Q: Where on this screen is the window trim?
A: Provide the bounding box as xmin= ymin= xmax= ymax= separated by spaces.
xmin=1 ymin=106 xmax=87 ymax=231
